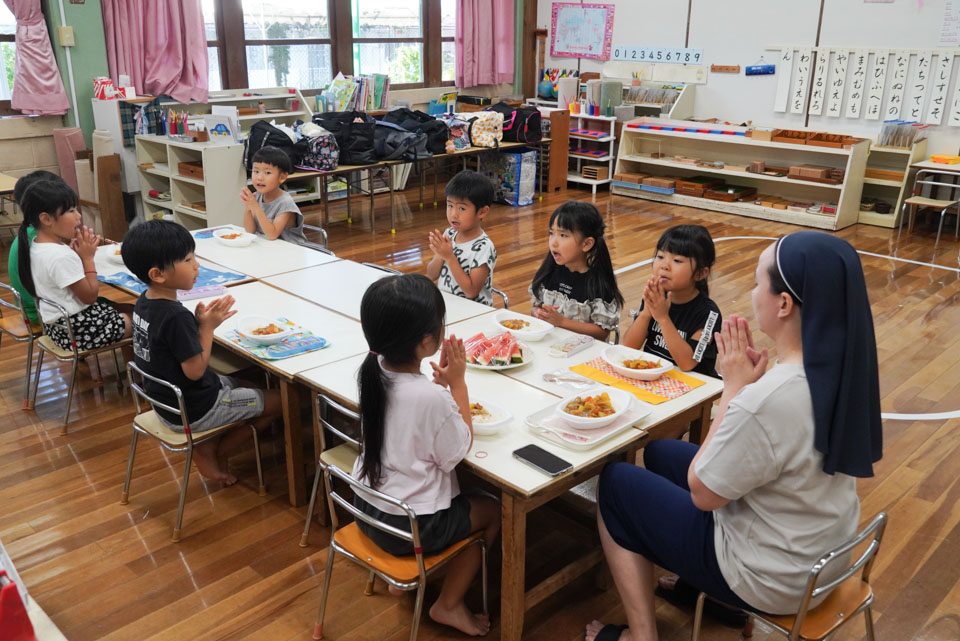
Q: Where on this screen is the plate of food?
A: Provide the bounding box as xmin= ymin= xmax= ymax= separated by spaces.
xmin=555 ymin=386 xmax=632 ymax=430
xmin=602 ymin=345 xmax=674 ymax=381
xmin=236 ymin=315 xmax=294 ymax=345
xmin=99 ymin=243 xmax=126 ymax=265
xmin=468 ymin=399 xmax=512 ymax=436
xmin=463 ymin=331 xmax=533 ymax=371
xmin=492 ymin=310 xmax=553 ymax=341
xmin=214 ymin=228 xmax=255 ymax=247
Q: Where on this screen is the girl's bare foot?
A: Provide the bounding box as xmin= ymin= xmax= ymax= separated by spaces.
xmin=429 ymin=600 xmax=490 ymax=636
xmin=194 ymin=444 xmax=238 ymax=485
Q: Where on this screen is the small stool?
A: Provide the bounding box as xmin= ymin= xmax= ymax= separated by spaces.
xmin=899 ymin=196 xmax=959 ymax=244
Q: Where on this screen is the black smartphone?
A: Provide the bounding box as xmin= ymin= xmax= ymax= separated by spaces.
xmin=512 ymin=444 xmax=573 ymax=477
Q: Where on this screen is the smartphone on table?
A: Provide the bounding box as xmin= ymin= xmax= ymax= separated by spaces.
xmin=512 ymin=444 xmax=573 ymax=477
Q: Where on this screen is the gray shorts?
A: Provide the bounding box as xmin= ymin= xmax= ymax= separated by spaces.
xmin=162 ymin=375 xmax=264 ymax=433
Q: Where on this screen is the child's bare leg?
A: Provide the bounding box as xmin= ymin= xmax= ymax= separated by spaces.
xmin=216 ymin=389 xmax=281 ymax=471
xmin=192 ymin=437 xmax=237 ymax=485
xmin=428 ymin=496 xmax=500 ymax=636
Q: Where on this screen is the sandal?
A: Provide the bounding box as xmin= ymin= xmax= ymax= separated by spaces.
xmin=584 ymin=623 xmax=627 ymax=641
xmin=654 ymin=576 xmax=748 ymax=628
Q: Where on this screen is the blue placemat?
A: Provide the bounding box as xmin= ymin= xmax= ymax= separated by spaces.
xmin=193 ymin=226 xmax=232 ymax=239
xmin=99 ymin=264 xmax=247 ymax=294
xmin=224 ymin=318 xmax=329 ymax=360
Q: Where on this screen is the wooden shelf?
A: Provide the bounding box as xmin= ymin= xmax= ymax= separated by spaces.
xmin=863 ymin=177 xmax=902 ymax=187
xmin=238 ymin=110 xmax=305 ymax=120
xmin=570 ymin=152 xmax=612 ymax=161
xmin=568 ymin=173 xmax=610 ymax=186
xmin=620 ymin=155 xmax=843 ymax=189
xmin=623 ymin=125 xmax=853 ymax=155
xmin=172 ymin=174 xmax=204 ymax=186
xmin=858 ymin=139 xmax=927 ymax=228
xmin=570 ymin=134 xmax=614 ymax=142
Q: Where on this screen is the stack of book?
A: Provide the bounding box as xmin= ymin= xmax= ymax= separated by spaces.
xmin=322 ymin=72 xmax=391 ymax=112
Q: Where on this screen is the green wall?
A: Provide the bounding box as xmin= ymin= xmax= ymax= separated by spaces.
xmin=43 ymin=0 xmax=109 ymax=146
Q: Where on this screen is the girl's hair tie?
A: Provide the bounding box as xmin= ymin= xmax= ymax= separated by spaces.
xmin=368 ymin=350 xmax=378 ymax=356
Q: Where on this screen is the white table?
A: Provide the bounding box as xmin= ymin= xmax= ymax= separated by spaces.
xmin=180 ymin=280 xmax=369 ymax=505
xmin=263 ymin=259 xmax=496 ymax=324
xmin=191 ymin=225 xmax=339 ymax=278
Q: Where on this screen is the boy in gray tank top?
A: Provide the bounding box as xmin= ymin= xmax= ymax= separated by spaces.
xmin=240 ymin=145 xmax=311 ymax=245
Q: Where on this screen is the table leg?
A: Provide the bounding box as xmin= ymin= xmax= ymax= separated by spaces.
xmin=500 ymin=493 xmax=527 ymax=641
xmin=690 ymin=399 xmax=713 ymax=445
xmin=280 ymin=379 xmax=307 ymax=506
xmin=345 ymin=171 xmax=353 ymax=225
xmin=321 ymin=175 xmax=330 ymax=228
xmin=310 ymin=394 xmax=329 ymax=526
xmin=390 ymin=167 xmax=397 ymax=234
xmin=419 ymin=159 xmax=425 ymax=209
xmin=433 ymin=158 xmax=439 ymax=207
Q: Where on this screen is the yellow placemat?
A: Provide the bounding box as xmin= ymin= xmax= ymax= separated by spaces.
xmin=570 ymin=357 xmax=705 ymax=404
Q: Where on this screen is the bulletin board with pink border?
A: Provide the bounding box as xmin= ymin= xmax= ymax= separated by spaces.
xmin=550 ymin=2 xmax=615 ymax=61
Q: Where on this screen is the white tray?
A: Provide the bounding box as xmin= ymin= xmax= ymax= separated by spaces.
xmin=524 ymin=401 xmax=650 ymax=451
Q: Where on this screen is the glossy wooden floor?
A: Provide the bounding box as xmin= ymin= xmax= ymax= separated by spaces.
xmin=2 ymin=184 xmax=959 ymax=641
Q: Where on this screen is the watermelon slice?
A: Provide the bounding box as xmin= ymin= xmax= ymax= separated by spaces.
xmin=510 ymin=340 xmax=523 ymax=363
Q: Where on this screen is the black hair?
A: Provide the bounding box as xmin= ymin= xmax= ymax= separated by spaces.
xmin=654 ymin=224 xmax=717 ymax=296
xmin=357 ymin=274 xmax=445 ymax=489
xmin=444 ymin=170 xmax=494 ymax=211
xmin=17 ymin=179 xmax=78 ymax=298
xmin=768 ymin=237 xmax=801 ymax=305
xmin=251 ymin=146 xmax=292 ymax=174
xmin=121 ymin=219 xmax=196 ymax=285
xmin=530 ymin=201 xmax=624 ymax=307
xmin=14 ymin=170 xmax=62 ymax=205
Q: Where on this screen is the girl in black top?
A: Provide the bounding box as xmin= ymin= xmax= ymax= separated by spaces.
xmin=622 ymin=225 xmax=722 ymax=377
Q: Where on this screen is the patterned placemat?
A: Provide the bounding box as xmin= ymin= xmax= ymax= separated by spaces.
xmin=570 ymin=357 xmax=705 ymax=404
xmin=98 ymin=265 xmax=247 ymax=294
xmin=193 ymin=226 xmax=232 ymax=239
xmin=224 ymin=318 xmax=329 ymax=360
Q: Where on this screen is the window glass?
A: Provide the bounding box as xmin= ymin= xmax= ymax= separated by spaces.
xmin=441 ymin=0 xmax=455 ymax=38
xmin=0 ymin=42 xmax=14 ymax=100
xmin=207 ymin=47 xmax=222 ymax=91
xmin=201 ymin=0 xmax=217 ymax=40
xmin=354 ymin=0 xmax=421 ymax=38
xmin=246 ymin=44 xmax=332 ymax=89
xmin=0 ymin=5 xmax=14 ymax=36
xmin=442 ymin=40 xmax=455 ymax=83
xmin=242 ymin=1 xmax=330 ymax=40
xmin=355 ymin=43 xmax=422 ymax=84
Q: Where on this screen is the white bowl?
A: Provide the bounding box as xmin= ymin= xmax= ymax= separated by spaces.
xmin=602 ymin=345 xmax=674 ymax=381
xmin=235 ymin=315 xmax=294 ymax=345
xmin=214 ymin=228 xmax=255 ymax=247
xmin=492 ymin=311 xmax=553 ymax=341
xmin=102 ymin=244 xmax=126 ymax=265
xmin=468 ymin=398 xmax=512 ymax=436
xmin=555 ymin=386 xmax=632 ymax=430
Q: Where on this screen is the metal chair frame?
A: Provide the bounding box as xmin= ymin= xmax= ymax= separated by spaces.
xmin=0 ymin=282 xmax=41 ymax=409
xmin=312 ymin=463 xmax=488 ymax=641
xmin=300 ymin=393 xmax=361 ymax=546
xmin=303 ymin=223 xmax=331 ymax=251
xmin=32 ymin=297 xmax=131 ymax=433
xmin=691 ymin=512 xmax=887 ymax=641
xmin=121 ymin=361 xmax=265 ymax=541
xmin=897 ymin=170 xmax=960 ymax=244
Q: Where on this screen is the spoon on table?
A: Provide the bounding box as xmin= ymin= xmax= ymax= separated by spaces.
xmin=542 ymin=372 xmax=591 ymax=384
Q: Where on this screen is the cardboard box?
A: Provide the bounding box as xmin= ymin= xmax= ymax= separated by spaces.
xmin=178 ymin=161 xmax=204 ymax=179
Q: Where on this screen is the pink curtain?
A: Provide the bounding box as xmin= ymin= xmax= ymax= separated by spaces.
xmin=3 ymin=0 xmax=69 ymax=115
xmin=101 ymin=0 xmax=208 ymax=103
xmin=456 ymin=0 xmax=515 ymax=88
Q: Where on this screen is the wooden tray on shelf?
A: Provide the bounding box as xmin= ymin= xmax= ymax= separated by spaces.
xmin=771 ymin=129 xmax=810 ymax=145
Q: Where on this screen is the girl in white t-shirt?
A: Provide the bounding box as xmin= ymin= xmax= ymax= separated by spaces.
xmin=17 ymin=179 xmax=131 ymax=352
xmin=353 ymin=273 xmax=500 ymax=637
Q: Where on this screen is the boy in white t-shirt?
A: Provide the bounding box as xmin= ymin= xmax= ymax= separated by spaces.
xmin=426 ymin=170 xmax=498 ymax=305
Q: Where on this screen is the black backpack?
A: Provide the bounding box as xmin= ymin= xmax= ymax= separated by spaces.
xmin=374 ymin=120 xmax=431 ymax=161
xmin=383 ymin=108 xmax=447 ymax=155
xmin=242 ymin=120 xmax=307 ymax=171
xmin=312 ymin=111 xmax=377 ymax=165
xmin=484 ymin=102 xmax=542 ymax=144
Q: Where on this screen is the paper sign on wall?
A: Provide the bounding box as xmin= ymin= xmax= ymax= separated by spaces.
xmin=773 ymin=49 xmax=793 ymax=113
xmin=906 ymin=51 xmax=933 ymax=121
xmin=864 ymin=51 xmax=888 ymax=120
xmin=845 ymin=51 xmax=868 ymax=118
xmin=885 ymin=52 xmax=909 ymax=119
xmin=927 ymin=54 xmax=954 ymax=125
xmin=550 ymin=3 xmax=616 ymax=60
xmin=808 ymin=50 xmax=830 ymax=116
xmin=790 ymin=49 xmax=812 ymax=114
xmin=826 ymin=50 xmax=849 ymax=117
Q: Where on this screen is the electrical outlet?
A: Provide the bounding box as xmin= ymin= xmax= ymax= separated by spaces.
xmin=745 ymin=64 xmax=776 ymax=76
xmin=57 ymin=25 xmax=75 ymax=47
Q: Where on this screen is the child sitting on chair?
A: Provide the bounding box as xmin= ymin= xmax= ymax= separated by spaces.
xmin=122 ymin=220 xmax=281 ymax=484
xmin=240 ymin=146 xmax=311 ymax=244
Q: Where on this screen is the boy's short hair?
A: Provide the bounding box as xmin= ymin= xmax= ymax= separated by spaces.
xmin=252 ymin=146 xmax=292 ymax=174
xmin=444 ymin=170 xmax=493 ymax=211
xmin=14 ymin=170 xmax=62 ymax=205
xmin=121 ymin=220 xmax=196 ymax=284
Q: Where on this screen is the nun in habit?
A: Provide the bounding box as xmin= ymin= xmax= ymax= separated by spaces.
xmin=585 ymin=231 xmax=883 ymax=641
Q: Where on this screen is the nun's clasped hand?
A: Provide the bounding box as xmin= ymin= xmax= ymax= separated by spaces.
xmin=714 ymin=314 xmax=768 ymax=391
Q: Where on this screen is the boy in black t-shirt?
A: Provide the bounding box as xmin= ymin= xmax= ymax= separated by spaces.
xmin=122 ymin=220 xmax=281 ymax=485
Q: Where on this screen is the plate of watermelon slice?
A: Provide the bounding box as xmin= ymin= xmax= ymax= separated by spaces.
xmin=463 ymin=331 xmax=533 ymax=371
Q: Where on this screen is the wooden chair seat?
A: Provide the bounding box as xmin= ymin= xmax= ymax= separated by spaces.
xmin=319 ymin=443 xmax=358 ymax=474
xmin=37 ymin=334 xmax=132 ymax=360
xmin=133 ymin=409 xmax=244 ymax=448
xmin=903 ymin=196 xmax=958 ymax=209
xmin=764 ymin=577 xmax=873 ymax=641
xmin=333 ymin=523 xmax=483 ymax=584
xmin=0 ymin=315 xmax=42 ymax=339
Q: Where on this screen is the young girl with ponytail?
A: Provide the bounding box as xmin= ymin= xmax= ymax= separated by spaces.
xmin=353 ymin=273 xmax=500 ymax=637
xmin=529 ymin=201 xmax=624 ymax=340
xmin=17 ymin=179 xmax=132 ymax=351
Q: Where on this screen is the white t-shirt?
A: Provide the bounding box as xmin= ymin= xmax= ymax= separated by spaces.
xmin=437 ymin=227 xmax=497 ymax=306
xmin=695 ymin=363 xmax=860 ymax=614
xmin=29 ymin=242 xmax=88 ymax=323
xmin=352 ymin=365 xmax=472 ymax=516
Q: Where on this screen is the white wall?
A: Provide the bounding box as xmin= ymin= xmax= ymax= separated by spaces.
xmin=537 ymin=0 xmax=960 ymax=154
